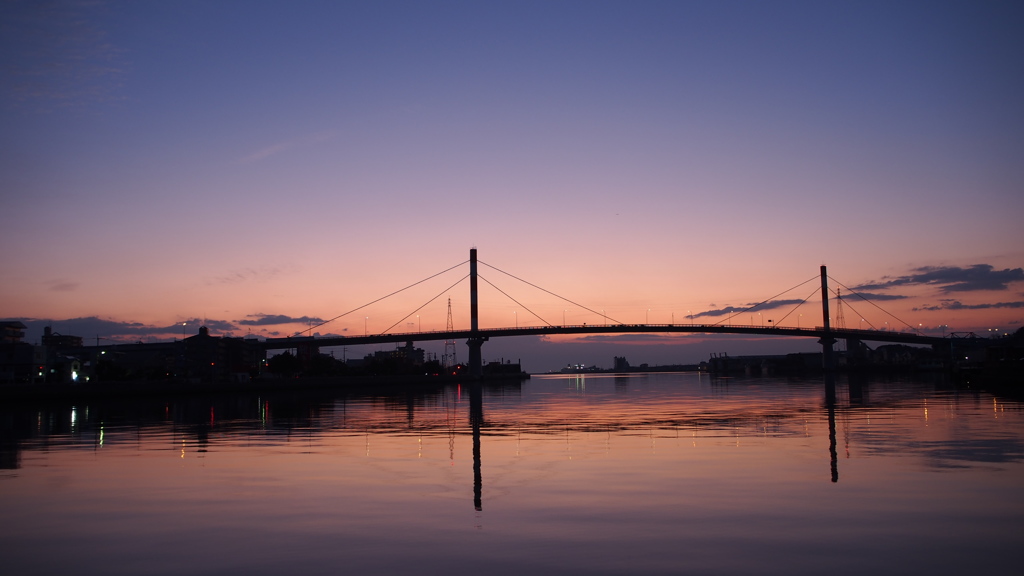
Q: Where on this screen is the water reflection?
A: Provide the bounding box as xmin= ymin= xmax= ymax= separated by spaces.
xmin=826 ymin=374 xmax=839 ymax=482
xmin=470 ymin=381 xmax=483 ymax=511
xmin=4 ymin=374 xmax=1022 ymax=486
xmin=2 ymin=374 xmax=1023 ymax=576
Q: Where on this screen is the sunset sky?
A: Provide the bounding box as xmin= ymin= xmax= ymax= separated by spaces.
xmin=2 ymin=0 xmax=1023 ymax=371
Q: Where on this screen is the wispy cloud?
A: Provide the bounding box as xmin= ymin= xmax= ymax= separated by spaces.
xmin=47 ymin=279 xmax=79 ymax=292
xmin=237 ymin=314 xmax=325 ymax=326
xmin=577 ymin=334 xmax=687 ymax=344
xmin=855 ymin=265 xmax=1024 ymax=293
xmin=205 ymin=265 xmax=292 ymax=286
xmin=239 ymin=131 xmax=334 ymax=164
xmin=0 ymin=0 xmax=126 ymax=107
xmin=842 ymin=291 xmax=908 ymax=302
xmin=693 ymin=299 xmax=805 ymax=319
xmin=913 ymin=300 xmax=1024 ymax=312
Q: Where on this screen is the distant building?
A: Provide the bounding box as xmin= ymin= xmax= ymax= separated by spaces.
xmin=0 ymin=341 xmax=44 ymax=384
xmin=367 ymin=341 xmax=425 ymax=366
xmin=484 ymin=359 xmax=526 ymax=375
xmin=181 ymin=326 xmax=264 ymax=382
xmin=42 ymin=327 xmax=83 ymax=348
xmin=1 ymin=321 xmax=27 ymax=344
xmin=1 ymin=321 xmax=48 ymax=383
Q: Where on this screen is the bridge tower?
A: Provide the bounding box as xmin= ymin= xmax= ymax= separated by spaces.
xmin=467 ymin=248 xmax=488 ymax=378
xmin=819 ymin=265 xmax=837 ymax=372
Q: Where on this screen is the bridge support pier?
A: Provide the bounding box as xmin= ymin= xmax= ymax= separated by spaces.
xmin=467 ymin=337 xmax=488 ymax=378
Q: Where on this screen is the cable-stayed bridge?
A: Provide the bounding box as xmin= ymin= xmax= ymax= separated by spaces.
xmin=261 ymin=249 xmax=951 ymax=375
xmin=263 ymin=323 xmax=944 ymax=350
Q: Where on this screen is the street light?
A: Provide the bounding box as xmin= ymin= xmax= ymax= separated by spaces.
xmin=563 ymin=309 xmax=567 ymax=326
xmin=688 ymin=310 xmax=692 ymax=326
xmin=646 ymin=308 xmax=650 ymax=324
xmin=417 ymin=315 xmax=421 ymax=332
xmin=514 ymin=311 xmax=517 ymax=328
xmin=365 ymin=317 xmax=368 ymax=336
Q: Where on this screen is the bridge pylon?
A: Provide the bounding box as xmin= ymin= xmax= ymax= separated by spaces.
xmin=819 ymin=265 xmax=837 ymax=372
xmin=467 ymin=248 xmax=488 ymax=378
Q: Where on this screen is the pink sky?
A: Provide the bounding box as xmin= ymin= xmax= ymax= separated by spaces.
xmin=2 ymin=1 xmax=1022 ymax=370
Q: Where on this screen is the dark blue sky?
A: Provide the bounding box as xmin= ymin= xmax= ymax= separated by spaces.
xmin=2 ymin=1 xmax=1023 ymax=369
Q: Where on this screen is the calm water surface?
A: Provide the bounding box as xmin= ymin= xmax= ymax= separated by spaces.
xmin=2 ymin=373 xmax=1022 ymax=575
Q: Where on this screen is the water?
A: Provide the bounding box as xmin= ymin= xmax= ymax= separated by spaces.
xmin=2 ymin=373 xmax=1022 ymax=575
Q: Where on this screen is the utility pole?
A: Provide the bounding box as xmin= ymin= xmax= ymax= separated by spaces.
xmin=443 ymin=298 xmax=457 ymax=371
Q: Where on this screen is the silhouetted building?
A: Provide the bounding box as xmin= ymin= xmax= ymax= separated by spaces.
xmin=182 ymin=326 xmax=264 ymax=382
xmin=1 ymin=321 xmax=26 ymax=344
xmin=368 ymin=341 xmax=425 ymax=366
xmin=41 ymin=327 xmax=83 ymax=348
xmin=1 ymin=321 xmax=41 ymax=383
xmin=0 ymin=341 xmax=44 ymax=384
xmin=484 ymin=359 xmax=525 ymax=376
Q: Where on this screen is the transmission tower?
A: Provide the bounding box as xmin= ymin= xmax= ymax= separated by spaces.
xmin=443 ymin=297 xmax=457 ymax=370
xmin=834 ymin=288 xmax=847 ymax=330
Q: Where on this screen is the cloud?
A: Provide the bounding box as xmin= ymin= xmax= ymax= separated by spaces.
xmin=693 ymin=299 xmax=805 ymax=319
xmin=206 ymin=266 xmax=290 ymax=285
xmin=237 ymin=314 xmax=325 ymax=326
xmin=13 ymin=316 xmax=240 ymax=344
xmin=0 ymin=0 xmax=125 ymax=107
xmin=577 ymin=334 xmax=684 ymax=344
xmin=843 ymin=291 xmax=908 ymax=302
xmin=913 ymin=301 xmax=1024 ymax=312
xmin=178 ymin=318 xmax=238 ymax=333
xmin=47 ymin=279 xmax=79 ymax=292
xmin=239 ymin=131 xmax=334 ymax=164
xmin=856 ymin=265 xmax=1024 ymax=293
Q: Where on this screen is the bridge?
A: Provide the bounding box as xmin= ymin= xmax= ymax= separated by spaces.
xmin=261 ymin=249 xmax=950 ymax=375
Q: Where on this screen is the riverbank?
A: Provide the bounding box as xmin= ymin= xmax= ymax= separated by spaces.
xmin=0 ymin=372 xmax=530 ymax=401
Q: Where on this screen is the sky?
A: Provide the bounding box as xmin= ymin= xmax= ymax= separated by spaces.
xmin=2 ymin=0 xmax=1023 ymax=372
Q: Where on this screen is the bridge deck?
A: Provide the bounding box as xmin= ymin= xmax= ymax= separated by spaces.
xmin=261 ymin=324 xmax=947 ymax=350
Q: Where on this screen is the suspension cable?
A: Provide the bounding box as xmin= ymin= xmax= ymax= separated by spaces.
xmin=828 ymin=285 xmax=878 ymax=331
xmin=771 ymin=285 xmax=821 ymax=327
xmin=296 ymin=260 xmax=468 ymax=336
xmin=478 ymin=274 xmax=554 ymax=327
xmin=379 ymin=274 xmax=468 ymax=335
xmin=828 ymin=276 xmax=919 ymax=333
xmin=478 ymin=260 xmax=624 ymax=324
xmin=713 ymin=275 xmax=819 ymax=326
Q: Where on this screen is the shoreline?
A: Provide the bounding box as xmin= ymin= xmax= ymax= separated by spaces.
xmin=0 ymin=372 xmax=530 ymax=402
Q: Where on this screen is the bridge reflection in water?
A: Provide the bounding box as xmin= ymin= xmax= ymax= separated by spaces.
xmin=2 ymin=374 xmax=961 ymax=506
xmin=3 ymin=373 xmax=1023 ymax=576
xmin=465 ymin=374 xmax=843 ymax=511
